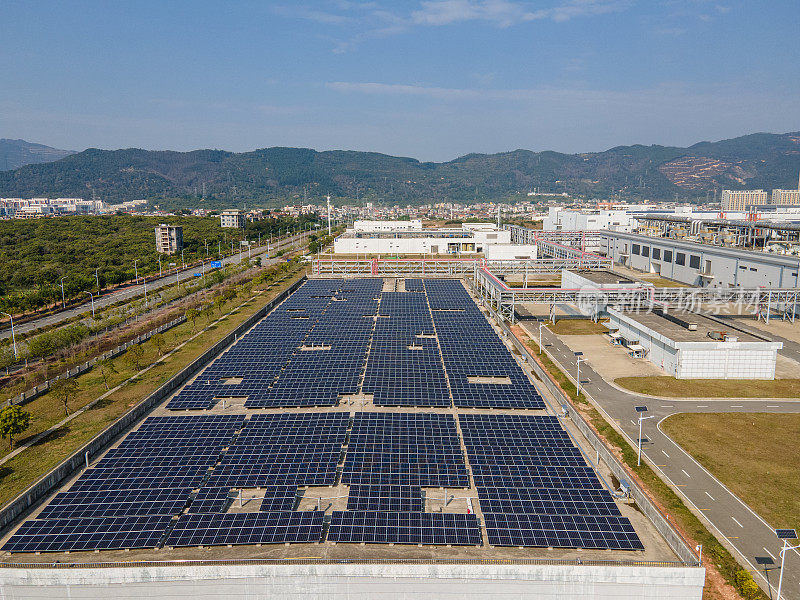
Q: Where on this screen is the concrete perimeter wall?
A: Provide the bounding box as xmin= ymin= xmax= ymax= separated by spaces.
xmin=0 ymin=277 xmax=307 ymax=536
xmin=0 ymin=563 xmax=705 ymax=599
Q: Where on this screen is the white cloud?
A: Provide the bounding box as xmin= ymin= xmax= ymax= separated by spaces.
xmin=410 ymin=0 xmax=627 ymax=27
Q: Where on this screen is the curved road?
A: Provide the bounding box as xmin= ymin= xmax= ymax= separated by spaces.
xmin=524 ymin=321 xmax=800 ymax=600
xmin=0 ymin=232 xmax=308 ymax=341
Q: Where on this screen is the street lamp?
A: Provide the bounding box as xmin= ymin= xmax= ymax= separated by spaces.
xmin=84 ymin=291 xmax=96 ymax=318
xmin=181 ymin=249 xmax=185 ymax=271
xmin=158 ymin=255 xmax=163 ymax=278
xmin=133 ymin=259 xmax=139 ymax=285
xmin=59 ymin=276 xmax=67 ymax=309
xmin=143 ymin=279 xmax=148 ymax=307
xmin=776 ymin=528 xmax=799 ymax=600
xmin=538 ymin=322 xmax=546 ymax=355
xmin=574 ymin=352 xmax=584 ymax=397
xmin=635 ymin=406 xmax=655 ymax=466
xmin=95 ymin=268 xmax=101 ymax=293
xmin=0 ymin=312 xmax=17 ymax=360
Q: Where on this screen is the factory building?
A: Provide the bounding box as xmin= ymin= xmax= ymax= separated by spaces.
xmin=334 ymin=223 xmax=512 ymax=255
xmin=600 ymin=231 xmax=800 ymax=288
xmin=607 ymin=308 xmax=782 ymax=379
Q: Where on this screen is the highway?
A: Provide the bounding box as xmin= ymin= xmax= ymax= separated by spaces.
xmin=524 ymin=322 xmax=800 ymax=600
xmin=0 ymin=232 xmax=308 ymax=341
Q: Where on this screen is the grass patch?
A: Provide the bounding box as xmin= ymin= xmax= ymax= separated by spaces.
xmin=616 ymin=376 xmax=800 ymax=398
xmin=548 ymin=320 xmax=610 ymax=335
xmin=662 ymin=413 xmax=800 ymax=536
xmin=523 ymin=332 xmax=768 ymax=600
xmin=0 ymin=271 xmax=305 ymax=508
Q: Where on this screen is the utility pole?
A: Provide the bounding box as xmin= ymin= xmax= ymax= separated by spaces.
xmin=327 ymin=196 xmax=332 ymax=236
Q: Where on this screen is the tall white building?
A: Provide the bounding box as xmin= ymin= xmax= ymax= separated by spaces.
xmin=220 ymin=209 xmax=245 ymax=228
xmin=154 ymin=224 xmax=183 ymax=254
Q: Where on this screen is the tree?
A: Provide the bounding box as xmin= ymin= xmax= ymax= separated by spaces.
xmin=213 ymin=295 xmax=226 ymax=314
xmin=97 ymin=357 xmax=118 ymax=390
xmin=0 ymin=405 xmax=31 ymax=449
xmin=51 ymin=378 xmax=79 ymax=417
xmin=151 ymin=333 xmax=166 ymax=356
xmin=127 ymin=343 xmax=145 ymax=371
xmin=185 ymin=308 xmax=199 ymax=331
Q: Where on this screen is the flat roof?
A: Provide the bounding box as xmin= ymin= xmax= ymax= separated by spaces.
xmin=571 ymin=270 xmax=638 ymax=285
xmin=611 ymin=310 xmax=763 ymax=343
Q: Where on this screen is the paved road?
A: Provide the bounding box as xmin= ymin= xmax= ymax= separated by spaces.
xmin=523 ymin=322 xmax=800 ymax=600
xmin=0 ymin=233 xmax=308 ymax=341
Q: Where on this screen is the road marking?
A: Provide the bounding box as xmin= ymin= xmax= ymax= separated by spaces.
xmin=630 ymin=419 xmax=637 ymax=426
xmin=764 ymin=547 xmax=776 ymax=560
xmin=767 ymin=405 xmax=780 ymax=408
xmin=697 ymin=405 xmax=708 ymax=408
xmin=731 ymin=516 xmax=744 ymax=528
xmin=681 ymin=469 xmax=691 ymax=478
xmin=705 ymin=491 xmax=715 ymax=501
xmin=661 ymin=450 xmax=670 ymax=458
xmin=731 ymin=405 xmax=743 ymax=408
xmin=661 ymin=405 xmax=673 ymax=408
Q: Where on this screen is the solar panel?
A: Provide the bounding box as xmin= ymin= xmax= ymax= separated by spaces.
xmin=2 ymin=516 xmax=172 ymax=553
xmin=164 ymin=512 xmax=324 ymax=547
xmin=346 ymin=485 xmax=424 ymax=512
xmin=483 ymin=513 xmax=644 ymax=550
xmin=327 ymin=511 xmax=481 ymax=545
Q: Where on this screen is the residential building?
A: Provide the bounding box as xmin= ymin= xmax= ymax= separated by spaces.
xmin=220 ymin=209 xmax=245 ymax=228
xmin=154 ymin=224 xmax=183 ymax=254
xmin=720 ymin=189 xmax=769 ymax=210
xmin=771 ymin=189 xmax=800 ymax=205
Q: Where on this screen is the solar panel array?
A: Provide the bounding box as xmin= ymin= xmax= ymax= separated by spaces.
xmin=165 ymin=512 xmax=324 ymax=547
xmin=460 ymin=414 xmax=643 ymax=550
xmin=423 ymin=280 xmax=545 ymax=409
xmin=207 ymin=412 xmax=349 ymax=488
xmin=342 ymin=412 xmax=469 ymax=487
xmin=363 ymin=291 xmax=450 ymax=407
xmin=328 ymin=511 xmax=481 ymax=545
xmin=167 ymin=279 xmax=382 ymax=409
xmin=2 ymin=415 xmax=243 ymax=553
xmin=2 ymin=278 xmax=647 ymax=556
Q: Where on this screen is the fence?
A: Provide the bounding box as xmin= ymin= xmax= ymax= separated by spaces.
xmin=464 ymin=279 xmax=699 ymax=567
xmin=3 ymin=316 xmax=186 ymax=409
xmin=0 ymin=276 xmax=307 ymax=535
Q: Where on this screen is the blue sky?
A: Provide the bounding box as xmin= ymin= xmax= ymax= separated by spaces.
xmin=1 ymin=1 xmax=798 ymax=161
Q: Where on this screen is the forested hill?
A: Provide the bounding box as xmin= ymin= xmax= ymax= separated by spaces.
xmin=1 ymin=132 xmax=799 ymax=206
xmin=0 ymin=139 xmax=76 ymax=171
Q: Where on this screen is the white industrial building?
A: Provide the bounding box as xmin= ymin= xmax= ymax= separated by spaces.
xmin=607 ymin=308 xmax=782 ymax=379
xmin=484 ymin=243 xmax=538 ymax=260
xmin=560 ymin=270 xmax=651 ymax=316
xmin=334 ymin=223 xmax=513 ymax=255
xmin=600 ymin=231 xmax=800 ymax=288
xmin=353 ymin=219 xmax=422 ymax=231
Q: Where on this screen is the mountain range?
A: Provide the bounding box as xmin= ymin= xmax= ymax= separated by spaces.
xmin=0 ymin=139 xmax=75 ymax=172
xmin=1 ymin=132 xmax=799 ymax=207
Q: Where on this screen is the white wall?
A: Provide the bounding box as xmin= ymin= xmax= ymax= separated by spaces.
xmin=0 ymin=563 xmax=705 ymax=600
xmin=484 ymin=244 xmax=538 ymax=260
xmin=353 ymin=220 xmax=422 ymax=231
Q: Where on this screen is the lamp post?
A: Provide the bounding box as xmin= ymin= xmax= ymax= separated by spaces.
xmin=0 ymin=312 xmax=17 ymax=360
xmin=143 ymin=279 xmax=148 ymax=307
xmin=635 ymin=406 xmax=655 ymax=466
xmin=133 ymin=260 xmax=139 ymax=285
xmin=538 ymin=322 xmax=545 ymax=355
xmin=574 ymin=352 xmax=584 ymax=397
xmin=59 ymin=277 xmax=67 ymax=309
xmin=84 ymin=291 xmax=96 ymax=318
xmin=181 ymin=249 xmax=185 ymax=271
xmin=776 ymin=529 xmax=799 ymax=600
xmin=95 ymin=268 xmax=101 ymax=293
xmin=204 ymin=239 xmax=209 ymax=258
xmin=158 ymin=255 xmax=163 ymax=278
